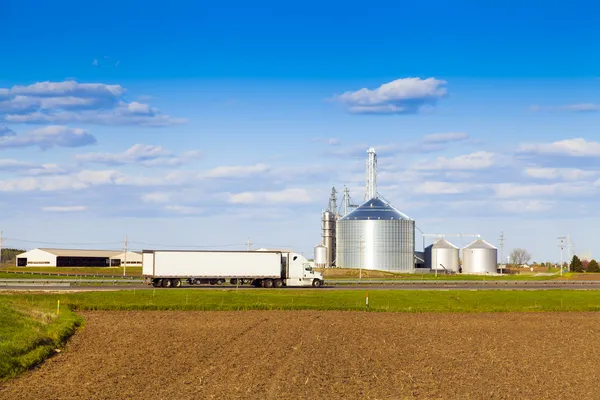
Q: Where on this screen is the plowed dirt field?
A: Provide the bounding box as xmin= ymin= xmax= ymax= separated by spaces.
xmin=1 ymin=311 xmax=599 ymax=399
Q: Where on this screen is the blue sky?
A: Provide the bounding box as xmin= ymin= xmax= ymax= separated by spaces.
xmin=1 ymin=0 xmax=599 ymax=262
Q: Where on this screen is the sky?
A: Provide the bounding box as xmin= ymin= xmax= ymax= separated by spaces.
xmin=1 ymin=0 xmax=599 ymax=262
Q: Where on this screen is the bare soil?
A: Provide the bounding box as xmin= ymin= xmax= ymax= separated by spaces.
xmin=1 ymin=311 xmax=600 ymax=400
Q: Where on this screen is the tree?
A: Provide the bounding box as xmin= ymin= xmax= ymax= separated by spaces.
xmin=571 ymin=255 xmax=584 ymax=272
xmin=0 ymin=248 xmax=25 ymax=265
xmin=509 ymin=248 xmax=532 ymax=266
xmin=587 ymin=259 xmax=600 ymax=273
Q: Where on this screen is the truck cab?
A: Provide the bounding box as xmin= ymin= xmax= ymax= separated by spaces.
xmin=287 ymin=253 xmax=324 ymax=287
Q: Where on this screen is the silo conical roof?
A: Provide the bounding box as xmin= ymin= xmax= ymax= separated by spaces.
xmin=432 ymin=238 xmax=459 ymax=249
xmin=463 ymin=238 xmax=497 ymax=250
xmin=339 ymin=197 xmax=410 ymax=221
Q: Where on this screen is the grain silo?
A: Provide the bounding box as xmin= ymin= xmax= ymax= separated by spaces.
xmin=335 ymin=197 xmax=415 ymax=272
xmin=461 ymin=239 xmax=498 ymax=274
xmin=424 ymin=238 xmax=460 ymax=272
xmin=314 ymin=244 xmax=327 ymax=268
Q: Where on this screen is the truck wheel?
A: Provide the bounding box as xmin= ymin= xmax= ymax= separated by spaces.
xmin=171 ymin=278 xmax=182 ymax=288
xmin=152 ymin=279 xmax=161 ymax=287
xmin=252 ymin=280 xmax=262 ymax=287
xmin=263 ymin=279 xmax=274 ymax=288
xmin=230 ymin=279 xmax=238 ymax=285
xmin=217 ymin=279 xmax=225 ymax=285
xmin=273 ymin=279 xmax=283 ymax=288
xmin=312 ymin=279 xmax=323 ymax=288
xmin=162 ymin=278 xmax=172 ymax=288
xmin=194 ymin=278 xmax=202 ymax=285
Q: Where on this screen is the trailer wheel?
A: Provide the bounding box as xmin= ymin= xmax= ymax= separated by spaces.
xmin=152 ymin=279 xmax=161 ymax=287
xmin=263 ymin=279 xmax=274 ymax=288
xmin=171 ymin=278 xmax=182 ymax=288
xmin=162 ymin=278 xmax=173 ymax=288
xmin=217 ymin=279 xmax=225 ymax=285
xmin=273 ymin=279 xmax=283 ymax=288
xmin=253 ymin=280 xmax=262 ymax=287
xmin=312 ymin=279 xmax=323 ymax=288
xmin=194 ymin=278 xmax=202 ymax=285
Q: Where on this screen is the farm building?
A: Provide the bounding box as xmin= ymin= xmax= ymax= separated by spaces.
xmin=15 ymin=248 xmax=142 ymax=267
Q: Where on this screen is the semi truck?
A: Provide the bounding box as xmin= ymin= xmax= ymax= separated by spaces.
xmin=142 ymin=250 xmax=324 ymax=288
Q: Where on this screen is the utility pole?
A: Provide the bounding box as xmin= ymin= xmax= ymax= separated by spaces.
xmin=123 ymin=235 xmax=128 ymax=277
xmin=499 ymin=231 xmax=504 ymax=276
xmin=246 ymin=237 xmax=253 ymax=251
xmin=567 ymin=233 xmax=572 ymax=272
xmin=558 ymin=236 xmax=566 ymax=276
xmin=0 ymin=231 xmax=3 ymax=267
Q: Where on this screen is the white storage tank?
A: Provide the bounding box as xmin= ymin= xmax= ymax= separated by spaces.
xmin=461 ymin=239 xmax=498 ymax=274
xmin=314 ymin=244 xmax=327 ymax=268
xmin=425 ymin=238 xmax=460 ymax=272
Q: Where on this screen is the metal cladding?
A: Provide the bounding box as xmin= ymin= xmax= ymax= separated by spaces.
xmin=314 ymin=244 xmax=327 ymax=268
xmin=321 ymin=210 xmax=336 ymax=267
xmin=365 ymin=147 xmax=377 ymax=201
xmin=424 ymin=238 xmax=460 ymax=272
xmin=461 ymin=239 xmax=498 ymax=274
xmin=336 ymin=197 xmax=415 ymax=272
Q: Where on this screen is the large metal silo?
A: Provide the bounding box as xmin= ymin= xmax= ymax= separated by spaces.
xmin=335 ymin=197 xmax=415 ymax=272
xmin=425 ymin=238 xmax=460 ymax=272
xmin=314 ymin=244 xmax=327 ymax=268
xmin=321 ymin=210 xmax=336 ymax=267
xmin=461 ymin=239 xmax=498 ymax=274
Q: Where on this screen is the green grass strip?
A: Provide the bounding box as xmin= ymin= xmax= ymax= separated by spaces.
xmin=3 ymin=289 xmax=600 ymax=313
xmin=0 ymin=297 xmax=83 ymax=380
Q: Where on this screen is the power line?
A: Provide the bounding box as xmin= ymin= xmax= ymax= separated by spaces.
xmin=128 ymin=241 xmax=245 ymax=248
xmin=4 ymin=238 xmax=123 ymax=246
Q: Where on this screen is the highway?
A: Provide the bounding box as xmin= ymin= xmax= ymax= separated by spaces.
xmin=3 ymin=281 xmax=600 ymax=291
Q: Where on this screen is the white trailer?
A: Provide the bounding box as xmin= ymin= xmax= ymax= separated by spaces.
xmin=142 ymin=250 xmax=324 ymax=288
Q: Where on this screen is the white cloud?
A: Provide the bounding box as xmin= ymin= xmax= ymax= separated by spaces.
xmin=75 ymin=144 xmax=200 ymax=167
xmin=335 ymin=77 xmax=447 ymax=114
xmin=312 ymin=137 xmax=341 ymax=146
xmin=142 ymin=192 xmax=173 ymax=203
xmin=413 ymin=151 xmax=496 ymax=170
xmin=518 ymin=138 xmax=600 ymax=157
xmin=530 ymin=103 xmax=600 ymax=113
xmin=42 ymin=206 xmax=87 ymax=212
xmin=524 ymin=167 xmax=598 ymax=181
xmin=165 ymin=205 xmax=202 ymax=214
xmin=0 ymin=159 xmax=35 ymax=170
xmin=229 ymin=188 xmax=313 ymax=204
xmin=0 ymin=125 xmax=96 ymax=149
xmin=492 ymin=183 xmax=596 ymax=198
xmin=0 ymin=80 xmax=185 ymax=127
xmin=27 ymin=164 xmax=72 ymax=176
xmin=499 ymin=200 xmax=555 ymax=214
xmin=203 ymin=164 xmax=271 ymax=179
xmin=0 ymin=170 xmax=122 ymax=192
xmin=414 ymin=181 xmax=477 ymax=195
xmin=423 ymin=132 xmax=469 ymax=143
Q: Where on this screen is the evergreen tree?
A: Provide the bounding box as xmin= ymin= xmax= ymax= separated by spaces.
xmin=587 ymin=259 xmax=600 ymax=273
xmin=571 ymin=255 xmax=584 ymax=272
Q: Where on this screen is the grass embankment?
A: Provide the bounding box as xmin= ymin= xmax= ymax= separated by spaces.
xmin=0 ymin=296 xmax=83 ymax=380
xmin=4 ymin=289 xmax=600 ymax=313
xmin=317 ymin=268 xmax=559 ymax=281
xmin=0 ymin=266 xmax=142 ymax=276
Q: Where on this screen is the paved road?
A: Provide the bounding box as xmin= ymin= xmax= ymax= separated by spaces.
xmin=3 ymin=282 xmax=600 ymax=291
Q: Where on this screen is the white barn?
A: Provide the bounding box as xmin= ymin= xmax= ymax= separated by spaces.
xmin=16 ymin=248 xmax=142 ymax=267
